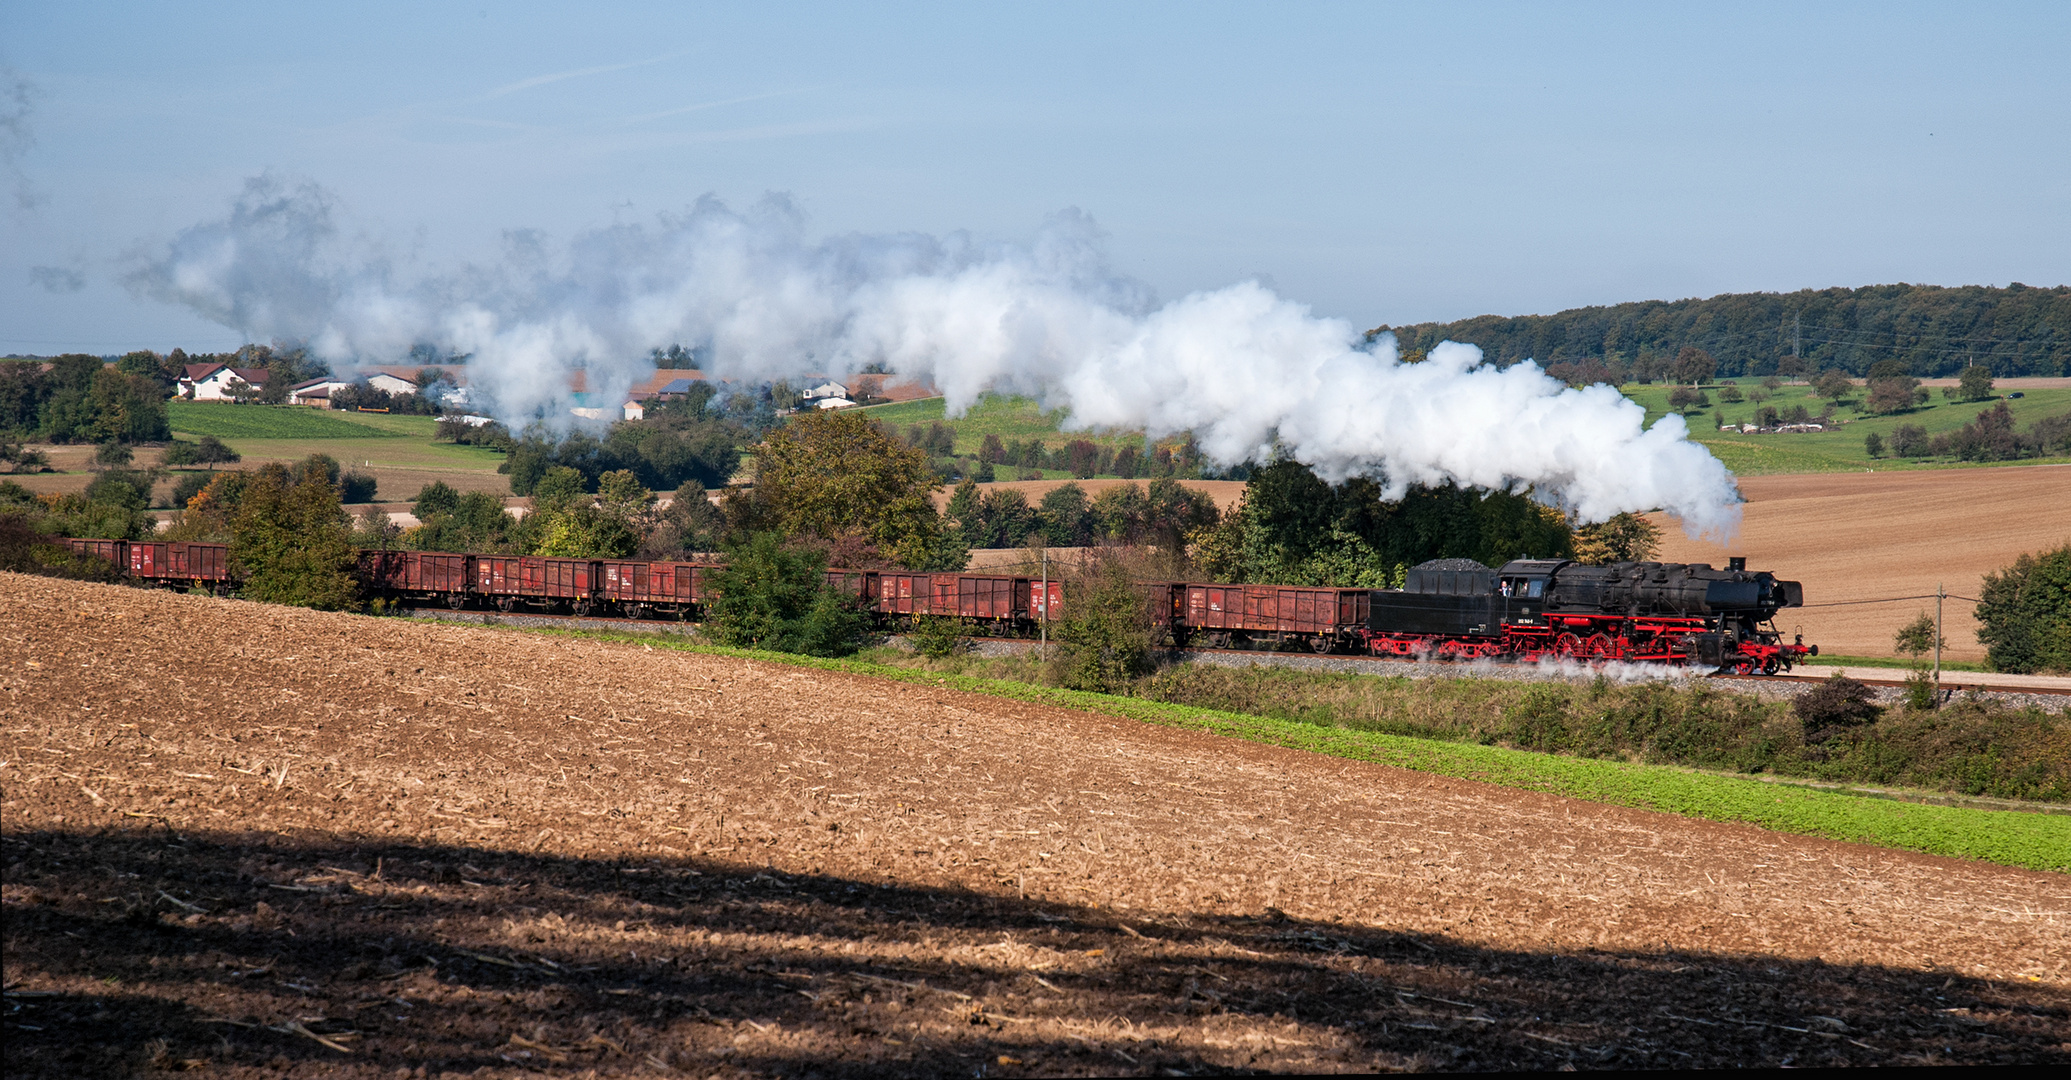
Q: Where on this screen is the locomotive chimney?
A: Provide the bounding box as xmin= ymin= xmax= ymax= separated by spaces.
xmin=1729 ymin=556 xmax=1747 ymax=571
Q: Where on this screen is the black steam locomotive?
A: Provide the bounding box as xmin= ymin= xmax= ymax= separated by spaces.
xmin=1363 ymin=556 xmax=1813 ymax=672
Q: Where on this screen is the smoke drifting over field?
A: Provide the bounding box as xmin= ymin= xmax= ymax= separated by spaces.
xmin=128 ymin=175 xmax=1742 ymax=537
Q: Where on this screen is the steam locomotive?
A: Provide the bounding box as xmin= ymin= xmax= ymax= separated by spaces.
xmin=56 ymin=539 xmax=1815 ymax=674
xmin=1361 ymin=556 xmax=1813 ymax=673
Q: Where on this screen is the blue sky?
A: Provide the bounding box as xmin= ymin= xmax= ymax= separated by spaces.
xmin=3 ymin=1 xmax=2067 ymax=355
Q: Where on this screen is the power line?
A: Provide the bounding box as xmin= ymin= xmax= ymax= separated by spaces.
xmin=1800 ymin=594 xmax=1981 ymax=609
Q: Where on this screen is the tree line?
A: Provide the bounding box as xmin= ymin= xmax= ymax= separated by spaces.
xmin=1372 ymin=282 xmax=2071 ymax=381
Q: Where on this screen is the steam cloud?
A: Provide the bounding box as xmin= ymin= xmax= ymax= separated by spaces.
xmin=29 ymin=265 xmax=85 ymax=293
xmin=129 ymin=175 xmax=1742 ymax=537
xmin=1 ymin=67 xmax=40 ymax=210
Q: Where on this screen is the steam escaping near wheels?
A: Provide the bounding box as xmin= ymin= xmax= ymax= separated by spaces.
xmin=129 ymin=178 xmax=1742 ymax=539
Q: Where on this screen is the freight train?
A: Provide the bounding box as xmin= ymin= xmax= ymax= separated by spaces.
xmin=57 ymin=538 xmax=1816 ymax=674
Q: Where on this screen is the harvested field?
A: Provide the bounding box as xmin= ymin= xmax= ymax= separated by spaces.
xmin=1649 ymin=465 xmax=2071 ymax=662
xmin=4 ymin=575 xmax=2068 ymax=1076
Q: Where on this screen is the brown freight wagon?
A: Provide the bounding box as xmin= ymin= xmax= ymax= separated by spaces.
xmin=876 ymin=572 xmax=935 ymax=619
xmin=1026 ymin=578 xmax=1064 ymax=625
xmin=823 ymin=568 xmax=879 ymax=605
xmin=166 ymin=542 xmax=231 ymax=586
xmin=358 ymin=550 xmax=469 ymax=605
xmin=1184 ymin=583 xmax=1367 ymax=652
xmin=63 ymin=537 xmax=127 ymax=567
xmin=1138 ymin=581 xmax=1187 ymax=640
xmin=475 ymin=556 xmax=601 ymax=613
xmin=126 ymin=541 xmax=231 ymax=588
xmin=932 ymin=574 xmax=1024 ymax=622
xmin=602 ymin=559 xmax=712 ymax=617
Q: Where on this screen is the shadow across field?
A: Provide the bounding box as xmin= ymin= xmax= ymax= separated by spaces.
xmin=4 ymin=828 xmax=2065 ymax=1077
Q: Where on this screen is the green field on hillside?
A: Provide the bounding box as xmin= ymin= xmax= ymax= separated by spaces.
xmin=1619 ymin=382 xmax=2071 ymax=475
xmin=858 ymin=394 xmax=1177 ymax=455
xmin=167 ymin=401 xmax=419 ymax=440
xmin=859 ymin=386 xmax=2071 ymax=478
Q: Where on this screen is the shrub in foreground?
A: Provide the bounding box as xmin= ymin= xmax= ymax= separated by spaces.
xmin=230 ymin=460 xmax=360 ymax=611
xmin=704 ymin=532 xmax=866 ymax=657
xmin=1124 ymin=663 xmax=2067 ymax=802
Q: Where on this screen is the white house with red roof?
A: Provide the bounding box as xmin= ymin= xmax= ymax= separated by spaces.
xmin=178 ymin=363 xmax=270 ymax=401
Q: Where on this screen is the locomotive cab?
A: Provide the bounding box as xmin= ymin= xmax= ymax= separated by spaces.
xmin=1495 ymin=560 xmax=1564 ymax=630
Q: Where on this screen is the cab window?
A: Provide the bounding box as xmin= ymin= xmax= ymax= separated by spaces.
xmin=1525 ymin=579 xmax=1545 ymax=599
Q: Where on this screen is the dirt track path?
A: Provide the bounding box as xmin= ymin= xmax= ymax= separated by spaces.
xmin=4 ymin=575 xmax=2067 ymax=1074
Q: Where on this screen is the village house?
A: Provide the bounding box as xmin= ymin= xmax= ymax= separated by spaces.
xmin=178 ymin=363 xmax=270 ymax=401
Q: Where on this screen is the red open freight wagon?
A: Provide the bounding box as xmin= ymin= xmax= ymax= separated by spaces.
xmin=474 ymin=556 xmax=601 ymax=613
xmin=601 ymin=559 xmax=713 ymax=617
xmin=1183 ymin=583 xmax=1368 ymax=651
xmin=358 ymin=550 xmax=469 ymax=605
xmin=132 ymin=541 xmax=232 ymax=588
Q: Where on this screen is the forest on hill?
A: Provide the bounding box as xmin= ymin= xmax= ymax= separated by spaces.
xmin=1370 ymin=283 xmax=2070 ymax=381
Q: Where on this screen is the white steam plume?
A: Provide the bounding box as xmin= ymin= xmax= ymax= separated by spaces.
xmin=128 ymin=175 xmax=1742 ymax=537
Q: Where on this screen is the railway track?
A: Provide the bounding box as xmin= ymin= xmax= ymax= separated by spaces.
xmin=398 ymin=606 xmax=2071 ymax=700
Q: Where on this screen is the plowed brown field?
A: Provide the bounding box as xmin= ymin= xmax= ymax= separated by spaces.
xmin=1649 ymin=465 xmax=2071 ymax=661
xmin=4 ymin=575 xmax=2067 ymax=1076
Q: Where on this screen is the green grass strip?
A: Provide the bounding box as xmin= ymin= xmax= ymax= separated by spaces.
xmin=168 ymin=400 xmax=402 ymax=440
xmin=1800 ymin=654 xmax=1991 ymax=673
xmin=486 ymin=624 xmax=2071 ymax=873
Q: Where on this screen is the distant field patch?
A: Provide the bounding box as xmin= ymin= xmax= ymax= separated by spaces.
xmin=858 ymin=393 xmax=1174 ymax=456
xmin=168 ymin=401 xmax=402 ymax=440
xmin=1620 ymin=382 xmax=2071 ymax=474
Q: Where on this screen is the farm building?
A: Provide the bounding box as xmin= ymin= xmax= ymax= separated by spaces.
xmin=287 ymin=377 xmax=352 ymax=405
xmin=800 ymin=379 xmax=850 ymax=403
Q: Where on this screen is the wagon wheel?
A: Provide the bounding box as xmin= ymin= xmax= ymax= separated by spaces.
xmin=446 ymin=593 xmax=466 ymax=610
xmin=495 ymin=597 xmax=515 ymax=613
xmin=1762 ymin=657 xmax=1780 ymax=675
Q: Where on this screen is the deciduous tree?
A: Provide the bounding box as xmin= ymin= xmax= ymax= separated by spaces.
xmin=1975 ymin=542 xmax=2071 ymax=674
xmin=750 ymin=409 xmax=946 ymax=568
xmin=1955 ymin=364 xmax=1995 ymax=401
xmin=231 ymin=459 xmax=359 ymax=610
xmin=1570 ymin=512 xmax=1663 ymax=565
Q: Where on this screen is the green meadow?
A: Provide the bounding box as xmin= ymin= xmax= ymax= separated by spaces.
xmin=858 ymin=394 xmax=1181 ymax=457
xmin=1618 ymin=382 xmax=2071 ymax=475
xmin=861 ymin=384 xmax=2071 ymax=478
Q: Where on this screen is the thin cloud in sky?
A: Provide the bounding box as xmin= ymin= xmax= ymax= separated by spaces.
xmin=476 ymin=51 xmax=690 ymax=102
xmin=616 ymin=88 xmax=817 ymax=127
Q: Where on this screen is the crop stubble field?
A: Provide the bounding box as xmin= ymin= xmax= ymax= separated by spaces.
xmin=3 ymin=575 xmax=2067 ymax=1076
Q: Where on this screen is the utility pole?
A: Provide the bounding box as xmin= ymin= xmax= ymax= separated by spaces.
xmin=1934 ymin=582 xmax=1944 ymax=708
xmin=1792 ymin=312 xmax=1801 ymax=360
xmin=1040 ymin=549 xmax=1048 ymax=661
